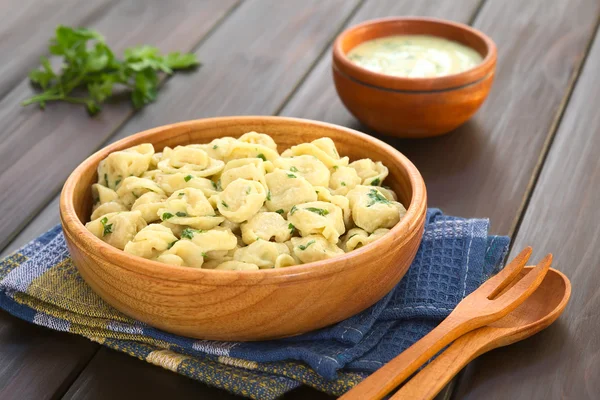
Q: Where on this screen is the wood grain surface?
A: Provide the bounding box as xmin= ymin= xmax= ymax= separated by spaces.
xmin=454 ymin=23 xmax=600 ymax=400
xmin=0 ymin=0 xmax=239 ymax=251
xmin=0 ymin=0 xmax=117 ymax=97
xmin=282 ymin=0 xmax=600 ymax=235
xmin=0 ymin=0 xmax=598 ymax=398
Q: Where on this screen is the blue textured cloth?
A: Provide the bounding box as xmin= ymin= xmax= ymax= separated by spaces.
xmin=0 ymin=209 xmax=509 ymax=399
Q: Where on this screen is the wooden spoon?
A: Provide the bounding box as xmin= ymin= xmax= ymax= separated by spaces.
xmin=391 ymin=266 xmax=571 ymax=400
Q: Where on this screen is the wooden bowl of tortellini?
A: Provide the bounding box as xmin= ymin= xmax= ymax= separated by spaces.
xmin=60 ymin=116 xmax=427 ymax=340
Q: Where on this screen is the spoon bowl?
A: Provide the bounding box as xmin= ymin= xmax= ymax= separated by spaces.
xmin=391 ymin=267 xmax=571 ymax=400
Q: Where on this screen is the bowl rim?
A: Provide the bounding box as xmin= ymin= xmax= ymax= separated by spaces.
xmin=60 ymin=116 xmax=427 ymax=285
xmin=332 ymin=17 xmax=497 ymax=91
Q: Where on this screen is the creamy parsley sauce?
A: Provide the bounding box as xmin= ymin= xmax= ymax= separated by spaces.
xmin=347 ymin=35 xmax=482 ymax=78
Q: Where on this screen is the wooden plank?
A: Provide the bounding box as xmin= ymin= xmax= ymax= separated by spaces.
xmin=281 ymin=0 xmax=600 ymax=235
xmin=0 ymin=0 xmax=116 ymax=97
xmin=0 ymin=0 xmax=239 ymax=251
xmin=0 ymin=1 xmax=239 ymax=399
xmin=454 ymin=23 xmax=600 ymax=400
xmin=0 ymin=312 xmax=97 ymax=400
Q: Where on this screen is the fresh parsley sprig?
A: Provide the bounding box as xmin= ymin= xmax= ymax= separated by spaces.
xmin=22 ymin=25 xmax=199 ymax=115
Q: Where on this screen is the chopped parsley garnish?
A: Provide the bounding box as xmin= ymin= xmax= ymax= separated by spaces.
xmin=289 ymin=205 xmax=298 ymax=215
xmin=216 ymin=180 xmax=222 ymax=190
xmin=370 ymin=178 xmax=381 ymax=186
xmin=246 ymin=187 xmax=252 ymax=194
xmin=341 ymin=182 xmax=346 ymax=186
xmin=181 ymin=228 xmax=204 ymax=239
xmin=178 ymin=192 xmax=185 ymax=196
xmin=288 ymin=223 xmax=296 ymax=234
xmin=305 ymin=207 xmax=329 ymax=216
xmin=104 ymin=173 xmax=109 ymax=187
xmin=167 ymin=240 xmax=178 ymax=249
xmin=286 ymin=173 xmax=297 ymax=178
xmin=266 ymin=190 xmax=271 ymax=201
xmin=333 ymin=166 xmax=339 ymax=170
xmin=275 ymin=209 xmax=284 ymax=214
xmin=257 ymin=153 xmax=266 ymax=161
xmin=100 ymin=217 xmax=113 ymax=236
xmin=366 ymin=189 xmax=391 ymax=207
xmin=175 ymin=211 xmax=187 ymax=217
xmin=184 ymin=175 xmax=193 ymax=182
xmin=162 ymin=212 xmax=174 ymax=220
xmin=201 ymin=252 xmax=207 ymax=257
xmin=298 ymin=240 xmax=315 ymax=251
xmin=114 ymin=178 xmax=121 ymax=187
xmin=213 ymin=145 xmax=218 ymax=149
xmin=289 ymin=166 xmax=298 ymax=172
xmin=211 ymin=180 xmax=218 ymax=190
xmin=221 ymin=201 xmax=229 ymax=208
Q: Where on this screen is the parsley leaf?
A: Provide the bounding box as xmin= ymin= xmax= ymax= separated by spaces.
xmin=305 ymin=207 xmax=329 ymax=216
xmin=167 ymin=240 xmax=178 ymax=249
xmin=100 ymin=217 xmax=113 ymax=236
xmin=289 ymin=166 xmax=298 ymax=172
xmin=366 ymin=189 xmax=391 ymax=207
xmin=221 ymin=201 xmax=229 ymax=208
xmin=298 ymin=240 xmax=315 ymax=251
xmin=162 ymin=212 xmax=174 ymax=220
xmin=370 ymin=178 xmax=381 ymax=186
xmin=175 ymin=211 xmax=187 ymax=217
xmin=257 ymin=153 xmax=266 ymax=161
xmin=290 ymin=205 xmax=298 ymax=215
xmin=288 ymin=223 xmax=296 ymax=234
xmin=286 ymin=173 xmax=297 ymax=178
xmin=22 ymin=25 xmax=199 ymax=115
xmin=275 ymin=209 xmax=284 ymax=214
xmin=266 ymin=190 xmax=272 ymax=201
xmin=184 ymin=175 xmax=193 ymax=182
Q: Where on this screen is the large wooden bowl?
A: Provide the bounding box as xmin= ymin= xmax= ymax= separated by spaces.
xmin=60 ymin=116 xmax=427 ymax=341
xmin=332 ymin=17 xmax=497 ymax=138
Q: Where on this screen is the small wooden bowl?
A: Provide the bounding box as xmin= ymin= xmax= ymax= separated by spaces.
xmin=332 ymin=17 xmax=497 ymax=138
xmin=60 ymin=116 xmax=427 ymax=341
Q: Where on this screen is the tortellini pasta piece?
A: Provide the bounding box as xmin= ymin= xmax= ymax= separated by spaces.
xmin=238 ymin=131 xmax=278 ymax=150
xmin=349 ymin=159 xmax=389 ymax=186
xmin=87 ymin=132 xmax=406 ymax=269
xmin=131 ymin=192 xmax=167 ymax=223
xmin=241 ymin=212 xmax=291 ymax=244
xmin=124 ymin=224 xmax=178 ymax=259
xmin=220 ymin=158 xmax=268 ymax=188
xmin=158 ymin=188 xmax=224 ymax=229
xmin=86 ymin=211 xmax=146 ymax=250
xmin=290 ymin=235 xmax=344 ymax=263
xmin=154 ymin=172 xmax=219 ymax=197
xmin=157 ymin=240 xmax=205 ymax=268
xmin=233 ymin=240 xmax=293 ymax=269
xmin=116 ymin=176 xmax=165 ymax=207
xmin=97 ymin=143 xmax=154 ymax=189
xmin=158 ymin=146 xmax=225 ymax=177
xmin=265 ymin=169 xmax=317 ymax=215
xmin=288 ymin=201 xmax=345 ymax=243
xmin=343 ymin=228 xmax=390 ymax=251
xmin=329 ymin=166 xmax=362 ymax=196
xmin=347 ymin=185 xmax=406 ymax=233
xmin=273 ymin=155 xmax=330 ymax=187
xmin=224 ymin=140 xmax=279 ymax=162
xmin=281 ymin=138 xmax=349 ymax=168
xmin=214 ymin=179 xmax=267 ymax=223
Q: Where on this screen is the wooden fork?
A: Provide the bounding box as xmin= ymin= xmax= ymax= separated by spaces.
xmin=340 ymin=247 xmax=551 ymax=400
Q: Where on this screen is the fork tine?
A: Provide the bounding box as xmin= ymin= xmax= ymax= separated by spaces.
xmin=495 ymin=253 xmax=552 ymax=304
xmin=479 ymin=246 xmax=532 ymax=299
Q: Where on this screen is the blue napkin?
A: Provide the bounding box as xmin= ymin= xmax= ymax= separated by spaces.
xmin=0 ymin=209 xmax=509 ymax=399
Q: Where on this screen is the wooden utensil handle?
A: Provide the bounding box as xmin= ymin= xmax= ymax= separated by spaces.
xmin=339 ymin=315 xmax=468 ymax=400
xmin=389 ymin=332 xmax=490 ymax=400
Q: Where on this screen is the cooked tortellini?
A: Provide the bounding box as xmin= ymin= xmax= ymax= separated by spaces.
xmin=87 ymin=133 xmax=405 ymax=269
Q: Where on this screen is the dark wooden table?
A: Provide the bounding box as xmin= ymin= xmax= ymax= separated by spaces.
xmin=0 ymin=0 xmax=598 ymax=398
